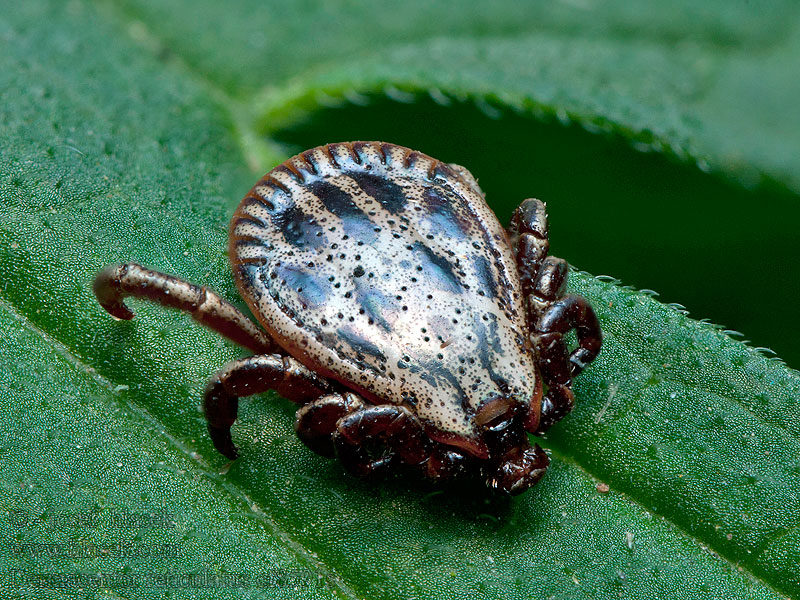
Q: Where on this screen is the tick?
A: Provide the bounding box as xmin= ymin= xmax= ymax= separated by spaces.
xmin=94 ymin=142 xmax=601 ymax=495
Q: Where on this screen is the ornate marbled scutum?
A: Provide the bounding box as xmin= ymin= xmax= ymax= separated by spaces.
xmin=231 ymin=142 xmax=536 ymax=457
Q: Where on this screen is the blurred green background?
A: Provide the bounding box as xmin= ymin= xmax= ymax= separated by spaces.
xmin=271 ymin=97 xmax=799 ymax=366
xmin=60 ymin=0 xmax=800 ymax=364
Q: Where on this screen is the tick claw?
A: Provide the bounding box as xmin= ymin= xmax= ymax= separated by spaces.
xmin=93 ymin=264 xmax=135 ymax=320
xmin=208 ymin=426 xmax=238 ymax=460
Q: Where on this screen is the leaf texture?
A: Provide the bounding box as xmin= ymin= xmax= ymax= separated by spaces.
xmin=1 ymin=1 xmax=799 ymax=598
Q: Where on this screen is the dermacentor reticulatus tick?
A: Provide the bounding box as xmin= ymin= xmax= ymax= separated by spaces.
xmin=94 ymin=141 xmax=601 ymax=495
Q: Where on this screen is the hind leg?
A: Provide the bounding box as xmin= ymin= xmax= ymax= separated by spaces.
xmin=94 ymin=263 xmax=277 ymax=354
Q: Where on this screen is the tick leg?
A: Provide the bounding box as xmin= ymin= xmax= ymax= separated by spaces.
xmin=511 ymin=199 xmax=602 ymax=433
xmin=204 ymin=354 xmax=332 ymax=459
xmin=94 ymin=263 xmax=278 ymax=354
xmin=487 ymin=443 xmax=550 ymax=496
xmin=532 ymin=290 xmax=602 ymax=433
xmin=535 ymin=331 xmax=576 ymax=431
xmin=539 ymin=294 xmax=603 ymax=376
xmin=509 ymin=198 xmax=550 ymax=296
xmin=532 ymin=292 xmax=602 ymax=432
xmin=294 ymin=393 xmax=365 ymax=458
xmin=425 ymin=447 xmax=472 ymax=481
xmin=333 ymin=405 xmax=431 ymax=478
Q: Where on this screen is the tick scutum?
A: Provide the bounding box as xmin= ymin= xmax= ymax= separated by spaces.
xmin=230 ymin=142 xmax=537 ymax=445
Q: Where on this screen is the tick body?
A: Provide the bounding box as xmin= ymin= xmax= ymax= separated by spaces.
xmin=94 ymin=142 xmax=601 ymax=495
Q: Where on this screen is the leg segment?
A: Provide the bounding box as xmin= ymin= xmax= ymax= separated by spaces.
xmin=510 ymin=198 xmax=550 ymax=300
xmin=94 ymin=263 xmax=277 ymax=354
xmin=424 ymin=447 xmax=472 ymax=481
xmin=511 ymin=199 xmax=602 ymax=433
xmin=333 ymin=405 xmax=431 ymax=478
xmin=535 ymin=332 xmax=576 ymax=431
xmin=540 ymin=294 xmax=603 ymax=376
xmin=204 ymin=354 xmax=332 ymax=459
xmin=294 ymin=393 xmax=364 ymax=458
xmin=487 ymin=443 xmax=550 ymax=496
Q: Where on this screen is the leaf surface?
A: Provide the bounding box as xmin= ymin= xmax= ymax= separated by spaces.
xmin=1 ymin=1 xmax=799 ymax=599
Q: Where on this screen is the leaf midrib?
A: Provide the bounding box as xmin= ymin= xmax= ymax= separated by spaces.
xmin=20 ymin=3 xmax=795 ymax=597
xmin=0 ymin=293 xmax=363 ymax=600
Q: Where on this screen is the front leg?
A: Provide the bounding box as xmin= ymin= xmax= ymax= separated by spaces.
xmin=511 ymin=199 xmax=602 ymax=433
xmin=94 ymin=263 xmax=278 ymax=354
xmin=204 ymin=354 xmax=332 ymax=459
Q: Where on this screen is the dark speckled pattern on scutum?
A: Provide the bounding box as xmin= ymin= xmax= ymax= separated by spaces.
xmin=230 ymin=142 xmax=537 ymax=447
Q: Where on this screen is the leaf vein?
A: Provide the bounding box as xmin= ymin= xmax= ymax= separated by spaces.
xmin=0 ymin=293 xmax=364 ymax=600
xmin=548 ymin=447 xmax=790 ymax=599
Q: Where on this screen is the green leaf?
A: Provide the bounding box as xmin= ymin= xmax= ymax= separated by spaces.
xmin=115 ymin=0 xmax=800 ymax=365
xmin=2 ymin=1 xmax=799 ymax=599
